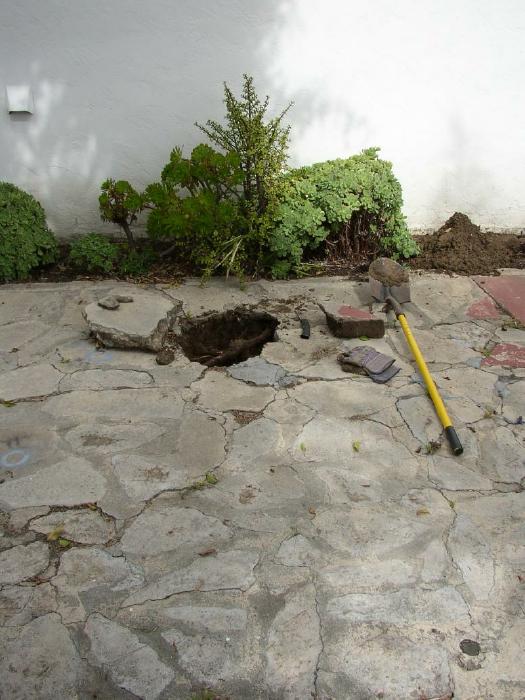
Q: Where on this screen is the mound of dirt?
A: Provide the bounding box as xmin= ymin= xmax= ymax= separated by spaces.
xmin=411 ymin=213 xmax=524 ymax=275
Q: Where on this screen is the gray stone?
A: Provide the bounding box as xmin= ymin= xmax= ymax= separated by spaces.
xmin=30 ymin=509 xmax=115 ymax=544
xmin=0 ymin=319 xmax=49 ymax=353
xmin=319 ymin=302 xmax=385 ymax=338
xmin=0 ymin=582 xmax=57 ymax=627
xmin=0 ymin=363 xmax=62 ymax=401
xmin=60 ymin=368 xmax=153 ymax=390
xmin=65 ymin=421 xmax=164 ymax=454
xmin=0 ymin=542 xmax=49 ymax=584
xmin=0 ymin=613 xmax=83 ymax=700
xmin=448 ymin=514 xmax=495 ymax=600
xmin=124 ymin=550 xmax=259 ymax=605
xmin=52 ymin=548 xmax=144 ymax=623
xmin=112 ymin=454 xmax=196 ymax=501
xmin=115 ymin=294 xmax=134 ymax=303
xmin=120 ymin=505 xmax=231 ymax=557
xmin=265 ymin=584 xmax=320 ymax=699
xmin=155 ymin=347 xmax=175 ymax=365
xmin=194 ymin=370 xmax=274 ymax=412
xmin=98 ymin=295 xmax=120 ymax=310
xmin=85 ymin=613 xmax=175 ymax=699
xmin=84 ymin=289 xmax=181 ymax=351
xmin=0 ymin=457 xmax=107 ymax=508
xmin=227 ymin=356 xmax=287 ymax=386
xmin=8 ymin=506 xmax=50 ymax=531
xmin=161 ymin=606 xmax=250 ymax=684
xmin=397 ymin=394 xmax=443 ymax=445
xmin=429 ymin=455 xmax=493 ymax=491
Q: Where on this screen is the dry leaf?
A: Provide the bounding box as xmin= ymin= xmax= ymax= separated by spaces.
xmin=416 ymin=507 xmax=430 ymax=516
xmin=308 ymin=506 xmax=316 ymax=516
xmin=46 ymin=525 xmax=65 ymax=541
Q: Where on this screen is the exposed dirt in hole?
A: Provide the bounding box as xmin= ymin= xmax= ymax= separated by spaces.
xmin=175 ymin=308 xmax=279 ymax=367
xmin=410 ymin=212 xmax=524 ymax=275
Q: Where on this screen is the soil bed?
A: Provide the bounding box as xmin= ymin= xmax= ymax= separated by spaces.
xmin=175 ymin=308 xmax=279 ymax=367
xmin=410 ymin=213 xmax=524 ymax=275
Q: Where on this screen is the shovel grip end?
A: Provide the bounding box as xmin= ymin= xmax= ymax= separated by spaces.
xmin=445 ymin=426 xmax=463 ymax=455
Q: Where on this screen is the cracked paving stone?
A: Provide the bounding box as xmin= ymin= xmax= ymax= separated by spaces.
xmin=161 ymin=605 xmax=251 ymax=684
xmin=85 ymin=613 xmax=175 ymax=699
xmin=0 ymin=456 xmax=107 ymax=508
xmin=44 ymin=387 xmax=184 ymax=421
xmin=65 ymin=421 xmax=165 ymax=454
xmin=52 ymin=547 xmax=144 ymax=623
xmin=317 ymin=628 xmax=453 ymax=700
xmin=0 ymin=541 xmax=49 ymax=585
xmin=120 ymin=504 xmax=232 ymax=558
xmin=448 ymin=513 xmax=495 ymax=601
xmin=502 ymin=380 xmax=524 ymax=424
xmin=0 ymin=613 xmax=84 ymax=700
xmin=265 ymin=583 xmax=320 ymax=699
xmin=390 ymin=327 xmax=481 ymax=365
xmin=124 ymin=550 xmax=259 ymax=606
xmin=59 ymin=367 xmax=154 ymax=390
xmin=429 ymin=454 xmax=494 ymax=491
xmin=0 ymin=582 xmax=57 ymax=627
xmin=0 ymin=363 xmax=63 ymax=401
xmin=227 ymin=356 xmax=288 ymax=386
xmin=397 ymin=394 xmax=443 ymax=445
xmin=194 ymin=370 xmax=275 ymax=412
xmin=478 ymin=425 xmax=525 ymax=482
xmin=434 ymin=365 xmax=499 ymax=407
xmin=289 ymin=378 xmax=397 ymax=418
xmin=30 ymin=508 xmax=115 ymax=544
xmin=0 ymin=319 xmax=50 ymax=353
xmin=112 ymin=454 xmax=199 ymax=501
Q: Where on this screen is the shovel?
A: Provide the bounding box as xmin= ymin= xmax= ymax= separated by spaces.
xmin=369 ymin=258 xmax=463 ymax=456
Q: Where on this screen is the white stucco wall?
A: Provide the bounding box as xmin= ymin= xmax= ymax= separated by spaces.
xmin=1 ymin=0 xmax=524 ymax=236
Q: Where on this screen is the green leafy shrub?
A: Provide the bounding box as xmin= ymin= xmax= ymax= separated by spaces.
xmin=69 ymin=233 xmax=119 ymax=273
xmin=0 ymin=182 xmax=58 ymax=281
xmin=99 ymin=179 xmax=144 ymax=247
xmin=117 ymin=248 xmax=156 ymax=277
xmin=145 ymin=144 xmax=244 ymax=275
xmin=267 ymin=149 xmax=418 ymax=277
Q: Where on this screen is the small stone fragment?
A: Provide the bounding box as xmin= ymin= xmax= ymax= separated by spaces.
xmin=0 ymin=542 xmax=49 ymax=585
xmin=319 ymin=303 xmax=385 ymax=339
xmin=98 ymin=295 xmax=120 ymax=310
xmin=115 ymin=295 xmax=134 ymax=303
xmin=156 ymin=348 xmax=175 ymax=365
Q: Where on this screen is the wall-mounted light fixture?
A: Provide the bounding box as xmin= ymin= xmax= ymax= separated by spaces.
xmin=6 ymin=85 xmax=34 ymax=114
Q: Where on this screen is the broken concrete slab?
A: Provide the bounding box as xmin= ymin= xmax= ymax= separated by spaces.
xmin=227 ymin=356 xmax=287 ymax=386
xmin=319 ymin=302 xmax=385 ymax=338
xmin=59 ymin=368 xmax=153 ymax=390
xmin=0 ymin=582 xmax=57 ymax=627
xmin=85 ymin=613 xmax=175 ymax=699
xmin=194 ymin=370 xmax=274 ymax=412
xmin=0 ymin=363 xmax=62 ymax=401
xmin=83 ymin=289 xmax=182 ymax=351
xmin=0 ymin=542 xmax=49 ymax=584
xmin=30 ymin=509 xmax=115 ymax=544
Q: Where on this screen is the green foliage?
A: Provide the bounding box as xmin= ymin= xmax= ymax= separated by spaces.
xmin=69 ymin=233 xmax=119 ymax=273
xmin=145 ymin=144 xmax=244 ymax=276
xmin=99 ymin=178 xmax=144 ymax=247
xmin=117 ymin=248 xmax=156 ymax=277
xmin=0 ymin=182 xmax=58 ymax=281
xmin=196 ymin=74 xmax=292 ymax=272
xmin=267 ymin=149 xmax=418 ymax=277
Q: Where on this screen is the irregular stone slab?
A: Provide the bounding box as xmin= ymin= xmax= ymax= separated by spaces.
xmin=194 ymin=370 xmax=274 ymax=412
xmin=0 ymin=363 xmax=62 ymax=401
xmin=478 ymin=425 xmax=525 ymax=482
xmin=326 ymin=586 xmax=469 ymax=625
xmin=227 ymin=356 xmax=287 ymax=386
xmin=121 ymin=505 xmax=231 ymax=558
xmin=60 ymin=368 xmax=153 ymax=390
xmin=124 ymin=550 xmax=259 ymax=605
xmin=85 ymin=613 xmax=174 ymax=699
xmin=476 ymin=275 xmax=525 ymax=324
xmin=290 ymin=377 xmax=396 ymax=418
xmin=482 ymin=342 xmax=525 ymax=368
xmin=448 ymin=514 xmax=495 ymax=600
xmin=320 ymin=302 xmax=385 ymax=338
xmin=112 ymin=454 xmax=196 ymax=501
xmin=52 ymin=548 xmax=144 ymax=623
xmin=318 ymin=631 xmax=452 ymax=700
xmin=434 ymin=366 xmax=498 ymax=408
xmin=30 ymin=509 xmax=115 ymax=544
xmin=397 ymin=394 xmax=442 ymax=445
xmin=44 ymin=388 xmax=184 ymax=420
xmin=0 ymin=582 xmax=56 ymax=627
xmin=0 ymin=613 xmax=83 ymax=700
xmin=390 ymin=326 xmax=479 ymax=365
xmin=0 ymin=541 xmax=49 ymax=584
xmin=162 ymin=606 xmax=249 ymax=684
xmin=8 ymin=506 xmax=49 ymax=531
xmin=0 ymin=319 xmax=49 ymax=352
xmin=429 ymin=455 xmax=493 ymax=491
xmin=0 ymin=457 xmax=107 ymax=508
xmin=265 ymin=584 xmax=320 ymax=698
xmin=65 ymin=421 xmax=164 ymax=454
xmin=84 ymin=289 xmax=182 ymax=351
xmin=502 ymin=381 xmax=524 ymax=424
xmin=433 ymin=320 xmax=493 ymax=349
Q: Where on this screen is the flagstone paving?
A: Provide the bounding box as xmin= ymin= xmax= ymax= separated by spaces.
xmin=0 ymin=272 xmax=523 ymax=700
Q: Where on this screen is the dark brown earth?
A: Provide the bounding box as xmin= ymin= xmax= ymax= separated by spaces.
xmin=410 ymin=213 xmax=524 ymax=275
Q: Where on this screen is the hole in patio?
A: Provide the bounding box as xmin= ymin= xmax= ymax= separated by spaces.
xmin=176 ymin=308 xmax=279 ymax=367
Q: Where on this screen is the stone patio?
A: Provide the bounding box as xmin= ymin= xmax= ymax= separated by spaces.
xmin=0 ymin=271 xmax=523 ymax=700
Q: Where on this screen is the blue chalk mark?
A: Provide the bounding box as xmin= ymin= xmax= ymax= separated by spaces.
xmin=0 ymin=448 xmax=31 ymax=468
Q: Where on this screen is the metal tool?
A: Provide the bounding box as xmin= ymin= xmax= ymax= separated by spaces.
xmin=369 ymin=258 xmax=463 ymax=456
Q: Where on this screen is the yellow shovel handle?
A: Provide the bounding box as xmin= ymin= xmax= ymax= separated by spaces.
xmin=397 ymin=313 xmax=463 ymax=455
